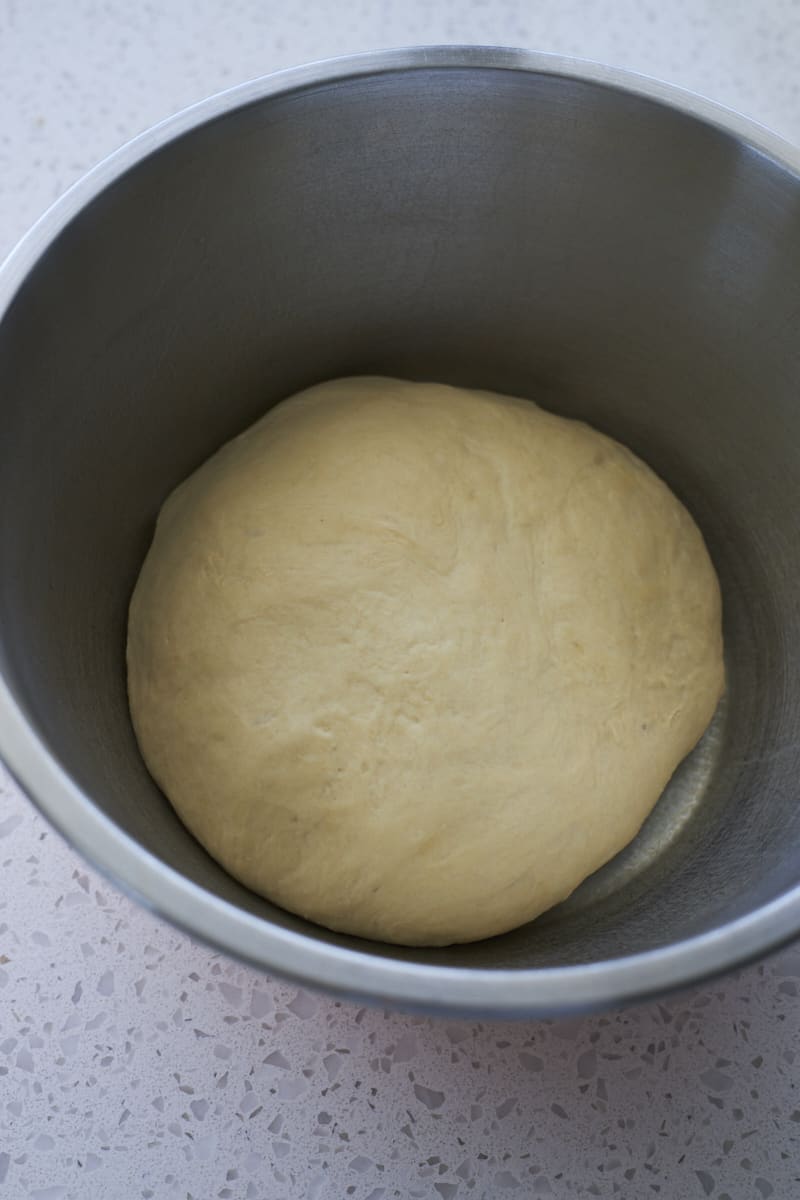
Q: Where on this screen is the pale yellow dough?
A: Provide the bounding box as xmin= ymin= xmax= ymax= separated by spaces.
xmin=127 ymin=377 xmax=724 ymax=946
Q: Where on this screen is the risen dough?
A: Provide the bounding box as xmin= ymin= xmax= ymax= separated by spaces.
xmin=127 ymin=377 xmax=724 ymax=946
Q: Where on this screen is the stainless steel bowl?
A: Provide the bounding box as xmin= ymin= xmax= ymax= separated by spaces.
xmin=1 ymin=47 xmax=799 ymax=1017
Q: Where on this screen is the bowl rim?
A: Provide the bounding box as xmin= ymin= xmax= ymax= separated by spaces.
xmin=1 ymin=44 xmax=799 ymax=1017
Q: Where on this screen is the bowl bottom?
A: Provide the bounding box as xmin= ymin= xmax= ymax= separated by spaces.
xmin=551 ymin=694 xmax=729 ymax=920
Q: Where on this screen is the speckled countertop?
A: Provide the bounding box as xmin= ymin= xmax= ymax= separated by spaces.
xmin=1 ymin=3 xmax=800 ymax=1198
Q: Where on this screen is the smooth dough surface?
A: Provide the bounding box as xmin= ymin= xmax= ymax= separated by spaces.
xmin=127 ymin=377 xmax=724 ymax=946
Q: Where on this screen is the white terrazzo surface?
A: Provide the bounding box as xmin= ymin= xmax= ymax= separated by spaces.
xmin=1 ymin=3 xmax=800 ymax=1197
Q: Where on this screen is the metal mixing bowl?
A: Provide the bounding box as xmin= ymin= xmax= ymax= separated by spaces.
xmin=1 ymin=47 xmax=799 ymax=1017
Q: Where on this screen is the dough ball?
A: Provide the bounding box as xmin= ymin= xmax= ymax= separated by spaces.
xmin=127 ymin=377 xmax=724 ymax=946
